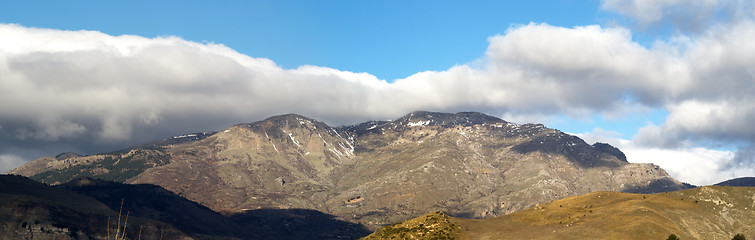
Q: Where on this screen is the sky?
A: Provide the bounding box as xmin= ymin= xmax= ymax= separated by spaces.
xmin=1 ymin=0 xmax=754 ymax=186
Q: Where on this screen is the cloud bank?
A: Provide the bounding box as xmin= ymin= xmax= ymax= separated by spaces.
xmin=2 ymin=1 xmax=755 ymax=185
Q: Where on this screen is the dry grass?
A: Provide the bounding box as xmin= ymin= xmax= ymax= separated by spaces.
xmin=370 ymin=187 xmax=755 ymax=240
xmin=107 ymin=198 xmax=130 ymax=240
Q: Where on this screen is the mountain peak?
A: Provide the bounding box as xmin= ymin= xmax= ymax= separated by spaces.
xmin=54 ymin=152 xmax=82 ymax=160
xmin=262 ymin=113 xmax=315 ymax=123
xmin=394 ymin=111 xmax=506 ymax=127
xmin=592 ymin=142 xmax=627 ymax=162
xmin=235 ymin=113 xmax=331 ymax=133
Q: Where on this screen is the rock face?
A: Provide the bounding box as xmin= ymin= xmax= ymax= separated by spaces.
xmin=9 ymin=111 xmax=690 ymax=229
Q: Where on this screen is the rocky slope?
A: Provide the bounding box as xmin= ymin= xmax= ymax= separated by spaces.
xmin=9 ymin=111 xmax=690 ymax=229
xmin=365 ymin=186 xmax=755 ymax=240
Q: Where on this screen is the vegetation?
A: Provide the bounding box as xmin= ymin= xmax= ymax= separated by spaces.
xmin=362 ymin=211 xmax=461 ymax=240
xmin=667 ymin=234 xmax=680 ymax=240
xmin=108 ymin=199 xmax=130 ymax=240
xmin=733 ymin=233 xmax=747 ymax=240
xmin=30 ymin=149 xmax=169 ymax=184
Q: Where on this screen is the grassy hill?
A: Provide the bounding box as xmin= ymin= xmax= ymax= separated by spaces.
xmin=364 ymin=186 xmax=755 ymax=240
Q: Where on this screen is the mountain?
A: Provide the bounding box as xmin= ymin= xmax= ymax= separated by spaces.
xmin=0 ymin=175 xmax=371 ymax=239
xmin=8 ymin=111 xmax=690 ymax=229
xmin=364 ymin=186 xmax=755 ymax=240
xmin=716 ymin=177 xmax=755 ymax=187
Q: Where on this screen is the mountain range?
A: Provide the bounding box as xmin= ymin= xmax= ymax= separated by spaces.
xmin=5 ymin=111 xmax=710 ymax=238
xmin=8 ymin=111 xmax=691 ymax=229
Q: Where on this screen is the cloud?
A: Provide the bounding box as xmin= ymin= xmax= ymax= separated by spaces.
xmin=0 ymin=24 xmax=400 ymax=166
xmin=0 ymin=154 xmax=27 ymax=173
xmin=2 ymin=0 xmax=755 ymax=185
xmin=576 ymin=128 xmax=751 ymax=186
xmin=484 ymin=23 xmax=679 ymax=110
xmin=732 ymin=144 xmax=755 ymax=170
xmin=600 ymin=0 xmax=754 ymax=33
xmin=625 ymin=146 xmax=743 ymax=186
xmin=632 ymin=20 xmax=755 ymax=148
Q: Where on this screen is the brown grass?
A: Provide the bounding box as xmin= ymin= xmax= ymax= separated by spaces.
xmin=369 ymin=187 xmax=755 ymax=240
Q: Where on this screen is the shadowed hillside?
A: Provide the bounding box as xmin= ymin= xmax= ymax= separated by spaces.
xmin=0 ymin=175 xmax=371 ymax=239
xmin=716 ymin=177 xmax=755 ymax=187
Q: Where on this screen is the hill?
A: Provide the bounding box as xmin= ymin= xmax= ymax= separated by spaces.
xmin=716 ymin=177 xmax=755 ymax=187
xmin=8 ymin=111 xmax=691 ymax=229
xmin=0 ymin=175 xmax=371 ymax=239
xmin=365 ymin=186 xmax=755 ymax=240
xmin=0 ymin=175 xmax=191 ymax=239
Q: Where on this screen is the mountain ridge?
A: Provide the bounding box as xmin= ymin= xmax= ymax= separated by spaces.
xmin=716 ymin=177 xmax=755 ymax=187
xmin=8 ymin=111 xmax=691 ymax=229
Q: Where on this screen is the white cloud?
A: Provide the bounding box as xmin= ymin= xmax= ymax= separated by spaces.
xmin=625 ymin=146 xmax=742 ymax=186
xmin=600 ymin=0 xmax=753 ymax=33
xmin=574 ymin=128 xmax=625 ymax=146
xmin=576 ymin=128 xmax=750 ymax=186
xmin=0 ymin=154 xmax=27 ymax=173
xmin=601 ymin=0 xmax=717 ymax=24
xmin=2 ymin=0 xmax=755 ymax=181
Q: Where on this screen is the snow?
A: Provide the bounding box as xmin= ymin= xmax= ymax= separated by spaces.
xmin=224 ymin=129 xmax=231 ymax=133
xmin=331 ymin=129 xmax=354 ymax=153
xmin=366 ymin=125 xmax=377 ymax=130
xmin=288 ymin=133 xmax=301 ymax=147
xmin=296 ymin=117 xmax=313 ymax=126
xmin=407 ymin=120 xmax=430 ymax=127
xmin=329 ymin=148 xmax=343 ymax=158
xmin=339 ymin=142 xmax=354 ymax=156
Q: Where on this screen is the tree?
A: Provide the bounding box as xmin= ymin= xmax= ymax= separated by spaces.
xmin=666 ymin=234 xmax=680 ymax=240
xmin=732 ymin=233 xmax=746 ymax=240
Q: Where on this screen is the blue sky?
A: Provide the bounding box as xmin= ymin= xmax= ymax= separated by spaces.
xmin=1 ymin=0 xmax=755 ymax=185
xmin=1 ymin=1 xmax=606 ymax=81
